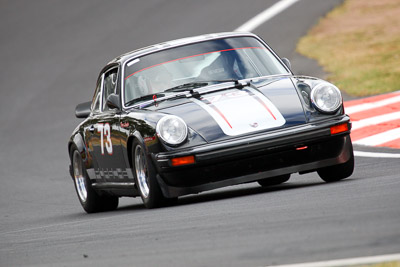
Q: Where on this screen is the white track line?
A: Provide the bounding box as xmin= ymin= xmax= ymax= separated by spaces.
xmin=352 ymin=111 xmax=400 ymax=130
xmin=269 ymin=253 xmax=400 ymax=267
xmin=346 ymin=93 xmax=400 ymax=114
xmin=354 ymin=150 xmax=400 ymax=158
xmin=234 ymin=0 xmax=300 ymax=32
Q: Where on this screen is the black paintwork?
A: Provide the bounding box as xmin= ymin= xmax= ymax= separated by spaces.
xmin=68 ymin=32 xmax=353 ymax=199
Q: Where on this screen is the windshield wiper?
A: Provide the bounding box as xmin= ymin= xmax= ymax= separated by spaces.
xmin=178 ymin=79 xmax=250 ymax=99
xmin=125 ymin=93 xmax=165 ymax=107
xmin=126 ymin=79 xmax=251 ymax=109
xmin=197 ymin=79 xmax=239 ymax=84
xmin=164 ymin=79 xmax=245 ymax=93
xmin=127 ymin=92 xmax=189 ymax=109
xmin=164 ymin=82 xmax=210 ymax=92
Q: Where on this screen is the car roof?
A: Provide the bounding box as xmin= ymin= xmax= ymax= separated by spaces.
xmin=107 ymin=32 xmax=258 ymax=67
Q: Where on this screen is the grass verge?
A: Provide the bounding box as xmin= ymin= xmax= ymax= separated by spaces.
xmin=297 ymin=0 xmax=400 ymax=97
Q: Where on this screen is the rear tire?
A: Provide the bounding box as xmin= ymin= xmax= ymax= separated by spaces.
xmin=317 ymin=151 xmax=354 ymax=183
xmin=257 ymin=174 xmax=290 ymax=187
xmin=71 ymin=149 xmax=118 ymax=213
xmin=132 ymin=140 xmax=168 ymax=208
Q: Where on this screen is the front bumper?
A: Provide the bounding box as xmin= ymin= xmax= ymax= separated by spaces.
xmin=152 ymin=116 xmax=353 ymax=198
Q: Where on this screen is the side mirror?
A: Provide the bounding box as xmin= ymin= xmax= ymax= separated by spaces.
xmin=281 ymin=57 xmax=292 ymax=71
xmin=106 ymin=93 xmax=121 ymax=110
xmin=75 ymin=101 xmax=91 ymax=118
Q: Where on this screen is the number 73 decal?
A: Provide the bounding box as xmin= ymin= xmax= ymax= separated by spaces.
xmin=97 ymin=123 xmax=113 ymax=155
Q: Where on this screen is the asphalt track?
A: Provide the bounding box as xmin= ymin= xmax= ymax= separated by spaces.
xmin=0 ymin=0 xmax=399 ymax=266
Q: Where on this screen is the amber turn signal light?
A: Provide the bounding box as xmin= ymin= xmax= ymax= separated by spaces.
xmin=330 ymin=123 xmax=349 ymax=135
xmin=171 ymin=155 xmax=195 ymax=166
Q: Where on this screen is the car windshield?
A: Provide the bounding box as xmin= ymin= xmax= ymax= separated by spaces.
xmin=124 ymin=36 xmax=289 ymax=106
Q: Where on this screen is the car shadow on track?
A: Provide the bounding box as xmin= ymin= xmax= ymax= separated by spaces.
xmin=117 ymin=178 xmax=355 ymax=211
xmin=175 ymin=181 xmax=325 ymax=207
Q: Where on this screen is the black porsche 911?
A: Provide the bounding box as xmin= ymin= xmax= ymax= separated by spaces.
xmin=68 ymin=32 xmax=354 ymax=213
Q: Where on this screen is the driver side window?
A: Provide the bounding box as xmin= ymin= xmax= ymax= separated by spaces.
xmin=102 ymin=68 xmax=119 ymax=111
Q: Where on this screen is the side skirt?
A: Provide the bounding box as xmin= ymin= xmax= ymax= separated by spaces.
xmin=91 ymin=182 xmax=140 ymax=197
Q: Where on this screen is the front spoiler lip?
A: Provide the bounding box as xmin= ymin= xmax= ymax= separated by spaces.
xmin=153 ymin=115 xmax=351 ymax=168
xmin=156 ymin=135 xmax=352 ymax=198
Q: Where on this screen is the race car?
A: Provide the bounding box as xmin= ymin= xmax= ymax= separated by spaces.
xmin=68 ymin=32 xmax=354 ymax=213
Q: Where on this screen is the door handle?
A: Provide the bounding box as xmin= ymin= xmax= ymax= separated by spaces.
xmin=89 ymin=125 xmax=95 ymax=133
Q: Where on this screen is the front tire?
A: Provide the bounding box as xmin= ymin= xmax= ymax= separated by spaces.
xmin=71 ymin=149 xmax=118 ymax=213
xmin=132 ymin=140 xmax=167 ymax=209
xmin=257 ymin=174 xmax=291 ymax=187
xmin=317 ymin=151 xmax=354 ymax=182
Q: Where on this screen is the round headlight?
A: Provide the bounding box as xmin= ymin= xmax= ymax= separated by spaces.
xmin=310 ymin=83 xmax=342 ymax=113
xmin=156 ymin=115 xmax=188 ymax=145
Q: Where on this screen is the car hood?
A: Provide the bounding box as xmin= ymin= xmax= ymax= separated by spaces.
xmin=146 ymin=76 xmax=306 ymax=143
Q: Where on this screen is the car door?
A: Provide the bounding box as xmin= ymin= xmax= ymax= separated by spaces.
xmin=87 ymin=66 xmax=126 ymax=182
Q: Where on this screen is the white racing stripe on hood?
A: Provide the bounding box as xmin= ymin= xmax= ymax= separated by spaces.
xmin=191 ymin=87 xmax=285 ymax=136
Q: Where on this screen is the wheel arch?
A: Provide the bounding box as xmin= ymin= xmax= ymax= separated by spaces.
xmin=68 ymin=133 xmax=87 ymax=156
xmin=68 ymin=133 xmax=88 ymax=179
xmin=126 ymin=131 xmax=146 ymax=168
